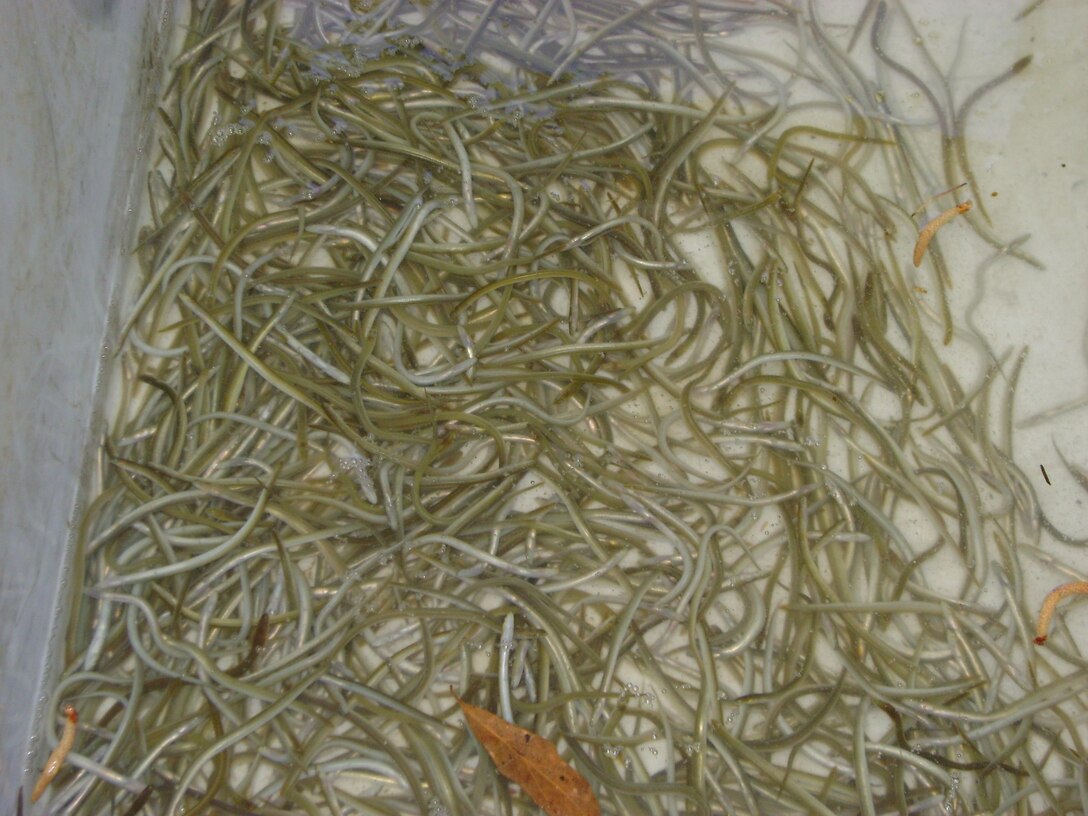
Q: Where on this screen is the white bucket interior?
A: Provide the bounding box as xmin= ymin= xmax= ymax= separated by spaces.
xmin=0 ymin=1 xmax=168 ymax=804
xmin=1 ymin=0 xmax=1086 ymax=809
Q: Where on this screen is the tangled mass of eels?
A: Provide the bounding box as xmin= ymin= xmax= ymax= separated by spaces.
xmin=32 ymin=1 xmax=1087 ymax=814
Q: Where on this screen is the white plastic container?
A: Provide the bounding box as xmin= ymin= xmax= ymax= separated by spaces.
xmin=0 ymin=1 xmax=168 ymax=804
xmin=1 ymin=1 xmax=1086 ymax=810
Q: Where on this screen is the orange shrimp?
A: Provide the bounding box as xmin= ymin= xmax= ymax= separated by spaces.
xmin=1034 ymin=581 xmax=1088 ymax=646
xmin=31 ymin=704 xmax=78 ymax=803
xmin=912 ymin=200 xmax=973 ymax=267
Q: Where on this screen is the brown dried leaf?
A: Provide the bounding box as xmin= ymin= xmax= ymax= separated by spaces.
xmin=456 ymin=697 xmax=601 ymax=816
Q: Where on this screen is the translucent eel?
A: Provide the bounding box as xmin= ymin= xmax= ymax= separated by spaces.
xmin=41 ymin=3 xmax=1075 ymax=814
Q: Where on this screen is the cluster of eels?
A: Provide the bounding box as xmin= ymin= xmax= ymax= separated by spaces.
xmin=32 ymin=1 xmax=1087 ymax=814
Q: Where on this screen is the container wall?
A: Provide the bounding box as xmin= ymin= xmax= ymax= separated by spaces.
xmin=1 ymin=0 xmax=1086 ymax=811
xmin=0 ymin=0 xmax=168 ymax=804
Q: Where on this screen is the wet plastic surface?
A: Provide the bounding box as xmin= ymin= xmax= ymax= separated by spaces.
xmin=1 ymin=0 xmax=1086 ymax=809
xmin=0 ymin=0 xmax=167 ymax=804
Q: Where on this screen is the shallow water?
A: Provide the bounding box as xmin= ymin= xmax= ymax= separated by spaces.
xmin=9 ymin=2 xmax=1088 ymax=814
